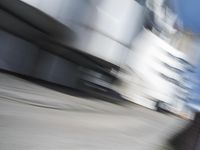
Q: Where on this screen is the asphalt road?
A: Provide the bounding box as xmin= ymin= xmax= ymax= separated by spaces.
xmin=0 ymin=72 xmax=187 ymax=150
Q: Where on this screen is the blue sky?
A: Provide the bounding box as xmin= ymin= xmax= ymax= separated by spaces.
xmin=172 ymin=0 xmax=200 ymax=34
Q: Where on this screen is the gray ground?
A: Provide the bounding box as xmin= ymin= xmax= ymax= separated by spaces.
xmin=0 ymin=72 xmax=187 ymax=150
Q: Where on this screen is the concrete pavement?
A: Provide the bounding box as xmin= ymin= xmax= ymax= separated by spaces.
xmin=0 ymin=72 xmax=187 ymax=150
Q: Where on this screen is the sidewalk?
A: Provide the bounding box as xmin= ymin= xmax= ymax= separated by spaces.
xmin=0 ymin=72 xmax=187 ymax=150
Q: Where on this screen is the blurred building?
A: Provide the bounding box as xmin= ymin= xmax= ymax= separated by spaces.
xmin=0 ymin=0 xmax=145 ymax=99
xmin=0 ymin=0 xmax=198 ymax=116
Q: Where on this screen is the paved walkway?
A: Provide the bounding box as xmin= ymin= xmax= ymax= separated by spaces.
xmin=0 ymin=72 xmax=187 ymax=150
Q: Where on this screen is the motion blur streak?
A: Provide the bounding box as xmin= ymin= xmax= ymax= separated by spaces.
xmin=0 ymin=0 xmax=199 ymax=149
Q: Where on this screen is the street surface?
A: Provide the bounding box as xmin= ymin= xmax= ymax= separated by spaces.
xmin=0 ymin=72 xmax=187 ymax=150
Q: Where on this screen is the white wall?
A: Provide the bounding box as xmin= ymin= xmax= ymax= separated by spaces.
xmin=19 ymin=0 xmax=144 ymax=66
xmin=125 ymin=30 xmax=187 ymax=105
